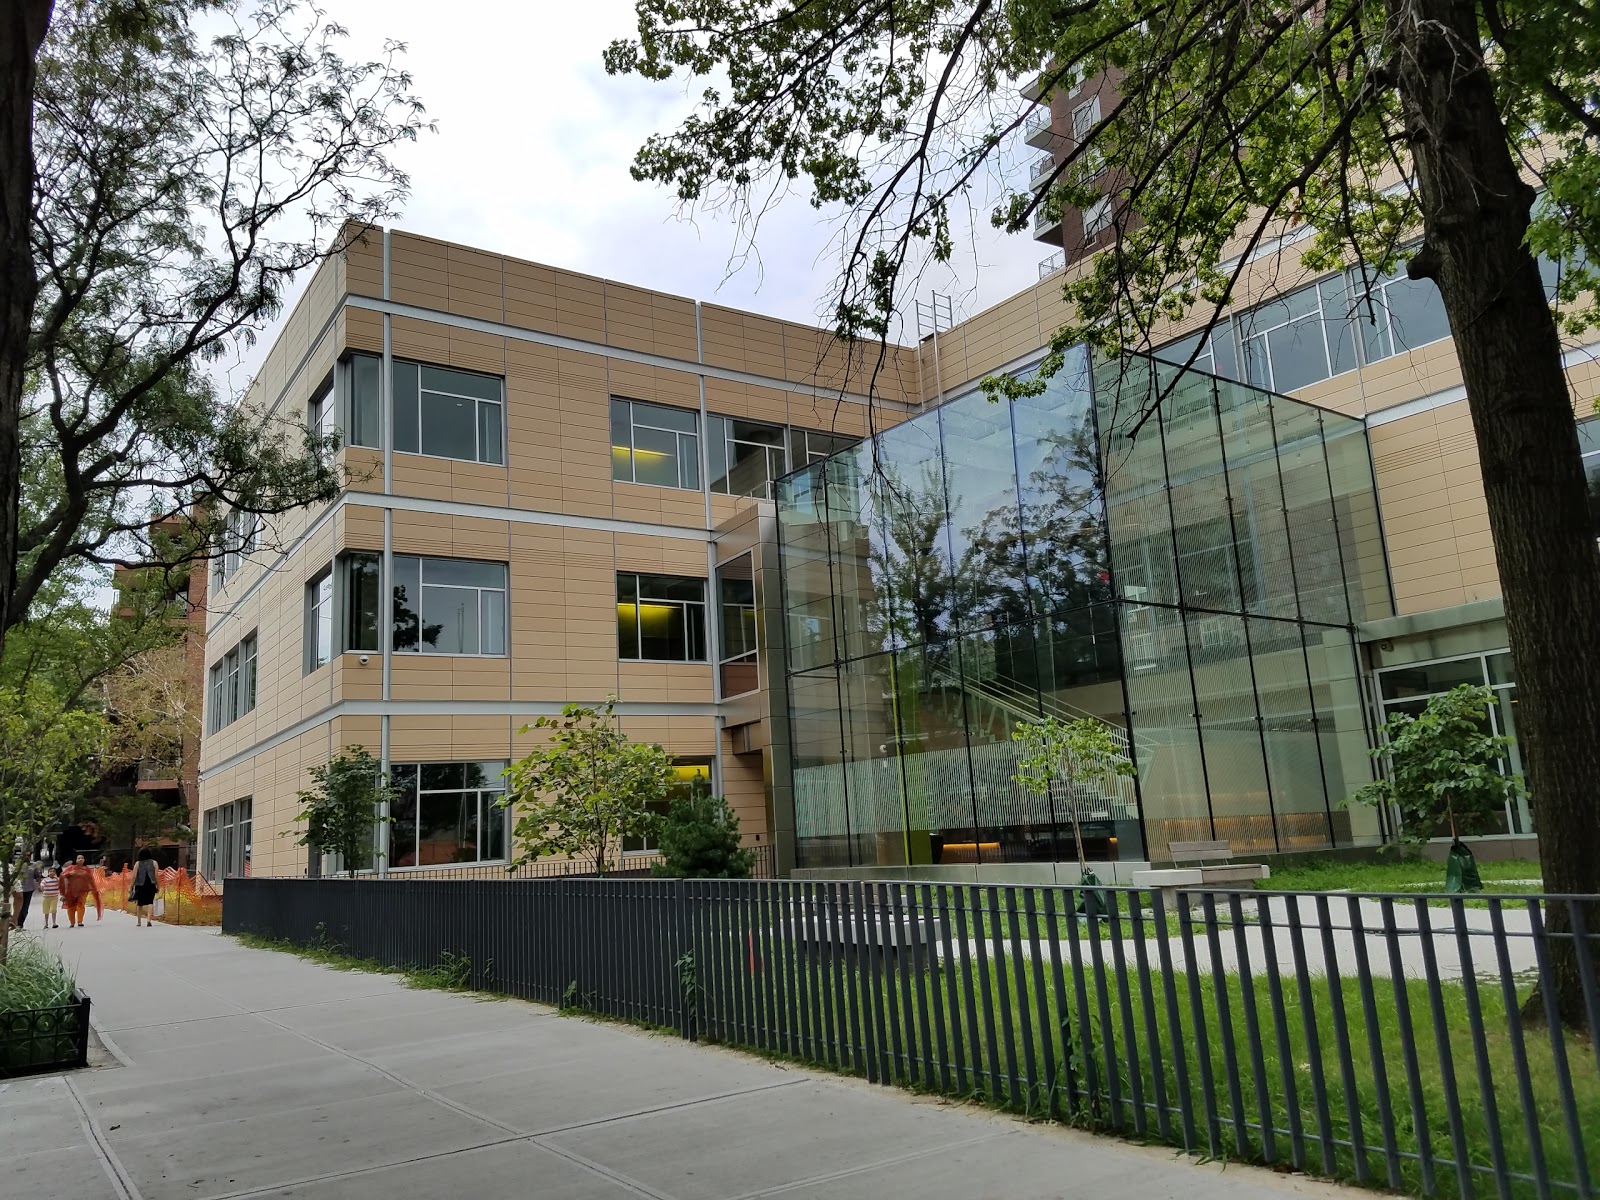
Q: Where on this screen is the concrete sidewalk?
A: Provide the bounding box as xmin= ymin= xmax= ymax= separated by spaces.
xmin=7 ymin=912 xmax=1360 ymax=1200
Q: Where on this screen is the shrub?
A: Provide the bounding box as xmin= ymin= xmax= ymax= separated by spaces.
xmin=0 ymin=938 xmax=75 ymax=1012
xmin=652 ymin=788 xmax=756 ymax=878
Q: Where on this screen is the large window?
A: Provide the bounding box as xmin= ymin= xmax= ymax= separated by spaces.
xmin=393 ymin=360 xmax=504 ymax=464
xmin=617 ymin=573 xmax=707 ymax=662
xmin=1082 ymin=197 xmax=1112 ymax=239
xmin=305 ymin=566 xmax=333 ymax=672
xmin=347 ymin=354 xmax=381 ymax=448
xmin=611 ymin=398 xmax=700 ymax=489
xmin=387 ymin=762 xmax=507 ymax=868
xmin=718 ymin=556 xmax=758 ymax=695
xmin=790 ymin=428 xmax=857 ymax=467
xmin=1375 ymin=651 xmax=1528 ymax=835
xmin=623 ymin=762 xmax=712 ymax=854
xmin=1239 ymin=276 xmax=1356 ymax=393
xmin=709 ymin=415 xmax=787 ymax=498
xmin=1153 ymin=321 xmax=1239 ymax=380
xmin=201 ymin=798 xmax=252 ymax=879
xmin=207 ymin=632 xmax=257 ymax=733
xmin=342 ymin=552 xmax=382 ymax=652
xmin=214 ymin=507 xmax=260 ymax=589
xmin=309 ymin=378 xmax=335 ymax=459
xmin=1345 ymin=260 xmax=1452 ymax=363
xmin=392 ymin=556 xmax=507 ymax=656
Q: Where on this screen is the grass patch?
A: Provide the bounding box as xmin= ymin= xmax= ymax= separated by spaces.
xmin=233 ymin=929 xmax=478 ymax=993
xmin=1258 ymin=856 xmax=1544 ymax=904
xmin=0 ymin=936 xmax=76 ymax=1010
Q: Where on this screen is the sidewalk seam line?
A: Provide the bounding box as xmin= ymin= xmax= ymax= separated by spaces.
xmin=65 ymin=1076 xmax=142 ymax=1200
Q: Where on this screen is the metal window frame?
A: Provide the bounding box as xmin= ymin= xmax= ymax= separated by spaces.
xmin=617 ymin=571 xmax=710 ymax=663
xmin=385 ymin=760 xmax=510 ymax=869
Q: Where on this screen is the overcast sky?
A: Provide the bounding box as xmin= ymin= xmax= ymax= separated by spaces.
xmin=295 ymin=0 xmax=1044 ymax=347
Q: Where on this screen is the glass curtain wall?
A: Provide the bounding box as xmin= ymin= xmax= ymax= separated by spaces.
xmin=777 ymin=349 xmax=1391 ymax=869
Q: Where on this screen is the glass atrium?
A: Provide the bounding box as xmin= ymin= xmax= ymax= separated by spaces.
xmin=776 ymin=349 xmax=1392 ymax=869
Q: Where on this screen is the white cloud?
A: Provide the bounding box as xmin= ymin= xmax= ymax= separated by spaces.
xmin=334 ymin=1 xmax=1044 ymax=327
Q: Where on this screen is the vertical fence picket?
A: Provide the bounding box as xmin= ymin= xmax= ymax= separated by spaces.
xmin=879 ymin=884 xmax=906 ymax=1085
xmin=1152 ymin=891 xmax=1196 ymax=1149
xmin=910 ymin=884 xmax=938 ymax=1087
xmin=1451 ymin=896 xmax=1513 ymax=1200
xmin=1041 ymin=887 xmax=1077 ymax=1116
xmin=1065 ymin=884 xmax=1102 ymax=1120
xmin=952 ymin=885 xmax=983 ymax=1095
xmin=988 ymin=886 xmax=1022 ymax=1109
xmin=1313 ymin=893 xmax=1368 ymax=1183
xmin=970 ymin=884 xmax=1002 ymax=1101
xmin=1127 ymin=889 xmax=1170 ymax=1140
xmin=889 ymin=884 xmax=919 ymax=1087
xmin=938 ymin=883 xmax=969 ymax=1096
xmin=1022 ymin=888 xmax=1055 ymax=1120
xmin=1201 ymin=893 xmax=1248 ymax=1157
xmin=1005 ymin=886 xmax=1039 ymax=1113
xmin=1414 ymin=899 xmax=1476 ymax=1199
xmin=1285 ymin=894 xmax=1336 ymax=1176
xmin=1488 ymin=899 xmax=1551 ymax=1200
xmin=1526 ymin=898 xmax=1593 ymax=1200
xmin=1177 ymin=892 xmax=1220 ymax=1156
xmin=1379 ymin=897 xmax=1434 ymax=1197
xmin=1344 ymin=896 xmax=1398 ymax=1189
xmin=1225 ymin=891 xmax=1273 ymax=1163
xmin=1103 ymin=888 xmax=1145 ymax=1135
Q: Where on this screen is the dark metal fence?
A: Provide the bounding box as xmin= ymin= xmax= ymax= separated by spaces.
xmin=0 ymin=990 xmax=92 ymax=1078
xmin=223 ymin=878 xmax=1600 ymax=1199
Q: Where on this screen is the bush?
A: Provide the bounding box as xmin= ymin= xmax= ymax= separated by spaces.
xmin=0 ymin=938 xmax=75 ymax=1011
xmin=652 ymin=789 xmax=756 ymax=878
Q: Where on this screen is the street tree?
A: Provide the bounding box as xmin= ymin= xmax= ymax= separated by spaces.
xmin=503 ymin=699 xmax=674 ymax=876
xmin=288 ymin=746 xmax=396 ymax=878
xmin=0 ymin=681 xmax=105 ymax=962
xmin=608 ymin=0 xmax=1600 ymax=1023
xmin=1011 ymin=715 xmax=1134 ymax=879
xmin=0 ymin=0 xmax=429 ymax=652
xmin=1351 ymin=684 xmax=1524 ymax=843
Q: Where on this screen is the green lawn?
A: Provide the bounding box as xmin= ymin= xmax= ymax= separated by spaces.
xmin=1258 ymin=856 xmax=1543 ymax=896
xmin=689 ymin=885 xmax=1598 ymax=1200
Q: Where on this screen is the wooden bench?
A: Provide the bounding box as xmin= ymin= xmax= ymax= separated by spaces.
xmin=1132 ymin=840 xmax=1270 ymax=913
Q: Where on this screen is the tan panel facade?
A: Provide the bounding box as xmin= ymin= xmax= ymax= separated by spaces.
xmin=199 ymin=225 xmax=913 ymax=879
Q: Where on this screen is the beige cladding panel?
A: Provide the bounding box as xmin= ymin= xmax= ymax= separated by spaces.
xmin=344 ymin=225 xmax=384 ymax=299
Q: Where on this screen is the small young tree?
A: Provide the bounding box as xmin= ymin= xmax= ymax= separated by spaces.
xmin=651 ymin=784 xmax=756 ymax=879
xmin=1351 ymin=684 xmax=1524 ymax=848
xmin=1012 ymin=717 xmax=1135 ymax=881
xmin=502 ymin=699 xmax=673 ymax=875
xmin=288 ymin=747 xmax=395 ymax=878
xmin=0 ymin=682 xmax=105 ymax=962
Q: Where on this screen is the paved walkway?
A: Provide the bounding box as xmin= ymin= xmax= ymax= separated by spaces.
xmin=8 ymin=912 xmax=1363 ymax=1200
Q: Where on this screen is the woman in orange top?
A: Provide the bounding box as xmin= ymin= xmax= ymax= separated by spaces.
xmin=59 ymin=855 xmax=102 ymax=927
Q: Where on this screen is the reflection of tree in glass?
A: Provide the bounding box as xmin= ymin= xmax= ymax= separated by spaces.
xmin=866 ymin=464 xmax=960 ymax=652
xmin=391 ymin=585 xmax=443 ymax=651
xmin=959 ymin=414 xmax=1110 ymax=625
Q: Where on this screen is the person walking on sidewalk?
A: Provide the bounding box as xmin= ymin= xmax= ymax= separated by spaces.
xmin=60 ymin=855 xmax=101 ymax=928
xmin=36 ymin=866 xmax=61 ymax=928
xmin=131 ymin=847 xmax=159 ymax=927
xmin=10 ymin=858 xmax=40 ymax=928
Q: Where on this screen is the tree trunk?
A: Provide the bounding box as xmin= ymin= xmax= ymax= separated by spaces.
xmin=0 ymin=2 xmax=52 ymax=657
xmin=1392 ymin=0 xmax=1600 ymax=1027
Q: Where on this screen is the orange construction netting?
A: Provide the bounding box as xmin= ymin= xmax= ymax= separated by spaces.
xmin=92 ymin=865 xmax=224 ymax=926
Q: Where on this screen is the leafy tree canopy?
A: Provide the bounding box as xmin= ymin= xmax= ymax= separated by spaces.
xmin=288 ymin=745 xmax=396 ymax=878
xmin=1351 ymin=684 xmax=1523 ymax=843
xmin=0 ymin=0 xmax=430 ymax=649
xmin=503 ymin=698 xmax=674 ymax=875
xmin=0 ymin=680 xmax=106 ymax=961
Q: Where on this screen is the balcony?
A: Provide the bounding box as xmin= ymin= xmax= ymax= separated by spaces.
xmin=1038 ymin=251 xmax=1065 ymax=280
xmin=1024 ymin=107 xmax=1055 ymax=149
xmin=1020 ymin=72 xmax=1046 ymax=103
xmin=1033 ymin=206 xmax=1063 ymax=242
xmin=1029 ymin=155 xmax=1054 ymax=190
xmin=136 ymin=759 xmax=183 ymax=792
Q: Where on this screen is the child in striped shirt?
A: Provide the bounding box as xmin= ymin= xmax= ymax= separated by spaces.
xmin=37 ymin=867 xmax=60 ymax=928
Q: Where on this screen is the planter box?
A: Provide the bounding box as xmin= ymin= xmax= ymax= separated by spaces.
xmin=0 ymin=990 xmax=91 ymax=1078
